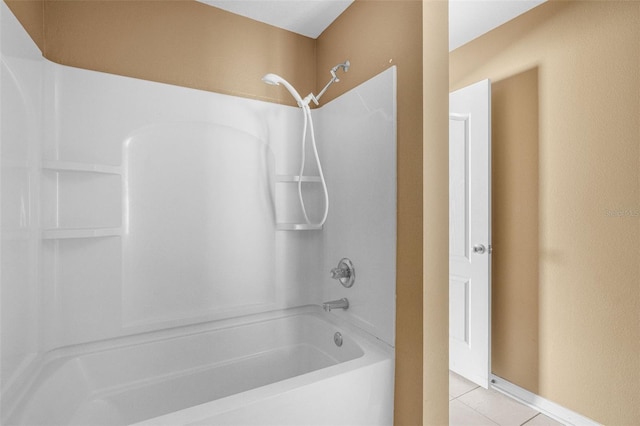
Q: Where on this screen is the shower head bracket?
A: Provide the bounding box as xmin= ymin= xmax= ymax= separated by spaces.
xmin=310 ymin=59 xmax=350 ymax=105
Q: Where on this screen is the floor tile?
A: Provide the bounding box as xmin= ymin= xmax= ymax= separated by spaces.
xmin=450 ymin=399 xmax=500 ymax=426
xmin=457 ymin=387 xmax=539 ymax=426
xmin=522 ymin=413 xmax=565 ymax=426
xmin=449 ymin=371 xmax=479 ymax=399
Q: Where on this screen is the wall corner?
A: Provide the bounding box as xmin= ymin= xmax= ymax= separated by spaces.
xmin=422 ymin=0 xmax=449 ymax=424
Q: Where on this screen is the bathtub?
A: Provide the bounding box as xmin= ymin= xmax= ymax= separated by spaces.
xmin=9 ymin=306 xmax=394 ymax=425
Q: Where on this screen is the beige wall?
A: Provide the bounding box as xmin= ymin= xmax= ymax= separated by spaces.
xmin=5 ymin=0 xmax=451 ymax=423
xmin=421 ymin=1 xmax=449 ymax=425
xmin=451 ymin=2 xmax=640 ymax=424
xmin=490 ymin=68 xmax=540 ymax=392
xmin=421 ymin=2 xmax=449 ymax=424
xmin=7 ymin=0 xmax=315 ymax=106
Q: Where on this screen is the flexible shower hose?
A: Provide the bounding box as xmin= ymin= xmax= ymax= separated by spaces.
xmin=297 ymin=105 xmax=329 ymax=227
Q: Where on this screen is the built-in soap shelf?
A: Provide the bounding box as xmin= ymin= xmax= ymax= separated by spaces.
xmin=41 ymin=160 xmax=123 ymax=240
xmin=275 ymin=175 xmax=323 ymax=231
xmin=275 ymin=175 xmax=321 ymax=183
xmin=276 ymin=223 xmax=322 ymax=231
xmin=42 ymin=227 xmax=122 ymax=240
xmin=42 ymin=160 xmax=122 ymax=175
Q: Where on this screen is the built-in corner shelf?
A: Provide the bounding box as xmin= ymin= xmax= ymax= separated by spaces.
xmin=42 ymin=161 xmax=122 ymax=175
xmin=276 ymin=223 xmax=323 ymax=231
xmin=275 ymin=175 xmax=323 ymax=231
xmin=42 ymin=227 xmax=122 ymax=240
xmin=275 ymin=175 xmax=321 ymax=183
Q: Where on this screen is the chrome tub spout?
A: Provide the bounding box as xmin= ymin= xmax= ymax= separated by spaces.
xmin=322 ymin=298 xmax=349 ymax=312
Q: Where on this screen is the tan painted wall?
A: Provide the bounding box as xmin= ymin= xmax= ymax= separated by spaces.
xmin=421 ymin=2 xmax=449 ymax=424
xmin=5 ymin=0 xmax=452 ymax=423
xmin=6 ymin=0 xmax=315 ymax=106
xmin=450 ymin=2 xmax=640 ymax=424
xmin=490 ymin=68 xmax=540 ymax=392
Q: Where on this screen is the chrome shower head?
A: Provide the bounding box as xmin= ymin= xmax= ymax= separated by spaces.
xmin=261 ymin=73 xmax=304 ymax=107
xmin=329 ymin=60 xmax=350 ymax=83
xmin=332 ymin=60 xmax=350 ymax=74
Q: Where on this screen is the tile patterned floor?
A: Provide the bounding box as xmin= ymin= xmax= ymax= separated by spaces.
xmin=449 ymin=372 xmax=565 ymax=426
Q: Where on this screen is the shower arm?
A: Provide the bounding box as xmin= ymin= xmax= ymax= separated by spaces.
xmin=305 ymin=73 xmax=338 ymax=106
xmin=303 ymin=60 xmax=350 ymax=106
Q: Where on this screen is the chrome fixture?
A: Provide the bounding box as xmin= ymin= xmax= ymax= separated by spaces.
xmin=334 ymin=332 xmax=343 ymax=347
xmin=322 ymin=298 xmax=349 ymax=312
xmin=305 ymin=60 xmax=350 ymax=106
xmin=330 ymin=258 xmax=355 ymax=288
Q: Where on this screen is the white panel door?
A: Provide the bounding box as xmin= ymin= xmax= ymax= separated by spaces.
xmin=449 ymin=79 xmax=491 ymax=388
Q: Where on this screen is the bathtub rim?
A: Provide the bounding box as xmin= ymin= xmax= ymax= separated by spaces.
xmin=130 ymin=305 xmax=394 ymax=425
xmin=38 ymin=305 xmax=392 ymax=363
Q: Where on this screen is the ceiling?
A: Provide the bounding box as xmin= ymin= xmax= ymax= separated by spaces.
xmin=197 ymin=0 xmax=353 ymax=39
xmin=197 ymin=0 xmax=546 ymax=50
xmin=449 ymin=0 xmax=546 ymax=50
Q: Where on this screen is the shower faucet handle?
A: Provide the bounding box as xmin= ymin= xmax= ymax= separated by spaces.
xmin=330 ymin=258 xmax=355 ymax=288
xmin=330 ymin=267 xmax=350 ymax=280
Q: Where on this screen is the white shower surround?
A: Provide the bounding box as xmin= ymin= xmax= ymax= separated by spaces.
xmin=1 ymin=3 xmax=397 ymax=424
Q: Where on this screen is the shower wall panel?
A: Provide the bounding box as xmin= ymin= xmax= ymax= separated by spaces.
xmin=41 ymin=64 xmax=319 ymax=349
xmin=316 ymin=67 xmax=397 ymax=346
xmin=0 ymin=0 xmax=44 ymax=410
xmin=121 ymin=123 xmax=275 ymax=326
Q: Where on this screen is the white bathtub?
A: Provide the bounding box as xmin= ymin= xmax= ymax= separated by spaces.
xmin=9 ymin=306 xmax=394 ymax=425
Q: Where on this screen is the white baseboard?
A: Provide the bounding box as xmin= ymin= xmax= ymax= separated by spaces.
xmin=489 ymin=375 xmax=601 ymax=426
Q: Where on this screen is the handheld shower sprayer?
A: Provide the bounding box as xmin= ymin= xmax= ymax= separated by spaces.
xmin=261 ymin=73 xmax=304 ymax=107
xmin=261 ymin=60 xmax=350 ymax=228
